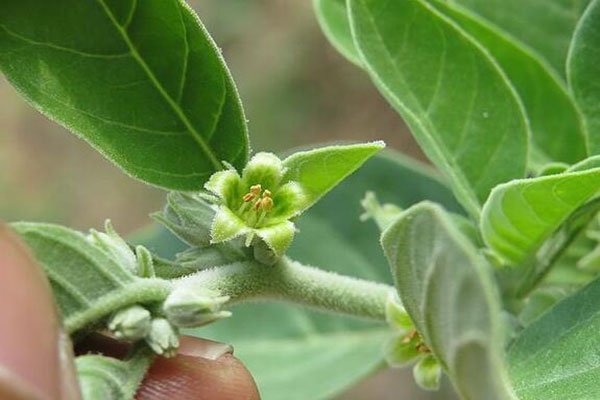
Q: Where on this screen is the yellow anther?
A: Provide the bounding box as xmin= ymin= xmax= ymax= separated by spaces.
xmin=250 ymin=184 xmax=262 ymax=195
xmin=415 ymin=342 xmax=431 ymax=354
xmin=243 ymin=184 xmax=263 ymax=202
xmin=401 ymin=329 xmax=417 ymax=344
xmin=261 ymin=196 xmax=274 ymax=212
xmin=263 ymin=189 xmax=272 ymax=198
xmin=253 ymin=199 xmax=262 ymax=211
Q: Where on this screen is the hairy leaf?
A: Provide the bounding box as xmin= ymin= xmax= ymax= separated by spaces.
xmin=508 ymin=273 xmax=600 ymax=399
xmin=0 ymin=0 xmax=248 ymax=190
xmin=382 ymin=202 xmax=516 ymax=399
xmin=282 ymin=141 xmax=384 ymax=213
xmin=152 ymin=192 xmax=215 ymax=248
xmin=313 ymin=0 xmax=361 ymax=66
xmin=431 ymin=1 xmax=587 ymax=164
xmin=450 ymin=0 xmax=591 ymax=79
xmin=12 ymin=223 xmax=171 ymax=333
xmin=140 ymin=150 xmax=461 ymax=400
xmin=77 ymin=346 xmax=154 ymax=400
xmin=481 ymin=166 xmax=600 ymax=270
xmin=568 ymin=0 xmax=600 ymax=154
xmin=348 ymin=0 xmax=528 ymax=218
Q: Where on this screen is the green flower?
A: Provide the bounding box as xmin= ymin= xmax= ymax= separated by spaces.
xmin=384 ymin=294 xmax=442 ymax=391
xmin=205 ymin=152 xmax=305 ymax=259
xmin=203 ymin=142 xmax=385 ymax=263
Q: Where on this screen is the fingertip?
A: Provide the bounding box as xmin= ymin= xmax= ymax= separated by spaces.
xmin=0 ymin=223 xmax=67 ymax=399
xmin=137 ymin=337 xmax=260 ymax=400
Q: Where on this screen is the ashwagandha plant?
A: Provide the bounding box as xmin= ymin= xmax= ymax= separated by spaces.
xmin=2 ymin=0 xmax=600 ymax=398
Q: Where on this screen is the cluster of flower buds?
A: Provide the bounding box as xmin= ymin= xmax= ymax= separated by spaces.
xmin=87 ymin=220 xmax=155 ymax=278
xmin=384 ymin=294 xmax=441 ymax=391
xmin=107 ymin=306 xmax=179 ymax=357
xmin=107 ymin=287 xmax=232 ymax=357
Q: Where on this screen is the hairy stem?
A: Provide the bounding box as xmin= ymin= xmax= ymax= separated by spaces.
xmin=175 ymin=257 xmax=393 ymax=321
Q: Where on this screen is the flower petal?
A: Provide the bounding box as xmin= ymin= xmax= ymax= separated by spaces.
xmin=204 ymin=170 xmax=242 ymax=205
xmin=241 ymin=152 xmax=284 ymax=190
xmin=386 ymin=294 xmax=413 ymax=333
xmin=384 ymin=335 xmax=421 ymax=368
xmin=269 ymin=181 xmax=307 ymax=221
xmin=413 ymin=355 xmax=441 ymax=391
xmin=255 ymin=221 xmax=295 ymax=257
xmin=210 ymin=206 xmax=250 ymax=243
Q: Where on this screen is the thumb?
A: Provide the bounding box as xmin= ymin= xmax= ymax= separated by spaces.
xmin=0 ymin=224 xmax=80 ymax=400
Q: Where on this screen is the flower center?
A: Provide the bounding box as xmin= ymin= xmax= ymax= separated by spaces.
xmin=402 ymin=329 xmax=431 ymax=354
xmin=238 ymin=184 xmax=275 ymax=227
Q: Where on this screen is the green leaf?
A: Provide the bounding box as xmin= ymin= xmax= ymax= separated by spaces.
xmin=570 ymin=155 xmax=600 ymax=172
xmin=481 ymin=166 xmax=600 ymax=272
xmin=348 ymin=0 xmax=528 ymax=218
xmin=508 ymin=273 xmax=600 ymax=399
xmin=382 ymin=202 xmax=516 ymax=399
xmin=0 ymin=0 xmax=248 ymax=190
xmin=12 ymin=222 xmax=171 ymax=334
xmin=450 ymin=0 xmax=591 ymax=79
xmin=313 ymin=0 xmax=361 ymax=66
xmin=77 ymin=346 xmax=154 ymax=400
xmin=430 ymin=1 xmax=587 ymax=164
xmin=281 ymin=141 xmax=385 ymax=213
xmin=139 ymin=150 xmax=461 ymax=400
xmin=568 ymin=0 xmax=600 ymax=155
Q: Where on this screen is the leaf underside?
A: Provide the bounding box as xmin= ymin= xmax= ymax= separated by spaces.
xmin=12 ymin=223 xmax=171 ymax=334
xmin=481 ymin=167 xmax=600 ymax=267
xmin=382 ymin=202 xmax=516 ymax=399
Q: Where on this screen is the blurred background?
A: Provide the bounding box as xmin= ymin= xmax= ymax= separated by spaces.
xmin=0 ymin=1 xmax=452 ymax=398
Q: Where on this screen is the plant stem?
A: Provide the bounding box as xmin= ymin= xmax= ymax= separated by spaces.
xmin=175 ymin=258 xmax=393 ymax=321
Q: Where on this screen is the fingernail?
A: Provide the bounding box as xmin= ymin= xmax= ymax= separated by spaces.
xmin=0 ymin=225 xmax=62 ymax=399
xmin=178 ymin=336 xmax=233 ymax=360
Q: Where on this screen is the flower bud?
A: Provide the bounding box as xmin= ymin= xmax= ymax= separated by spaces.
xmin=413 ymin=355 xmax=441 ymax=391
xmin=164 ymin=287 xmax=231 ymax=328
xmin=360 ymin=191 xmax=402 ymax=231
xmin=145 ymin=318 xmax=179 ymax=358
xmin=88 ymin=220 xmax=137 ymax=274
xmin=107 ymin=305 xmax=151 ymax=341
xmin=135 ymin=245 xmax=155 ymax=278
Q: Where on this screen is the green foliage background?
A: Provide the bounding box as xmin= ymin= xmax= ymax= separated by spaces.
xmin=0 ymin=1 xmax=438 ymax=398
